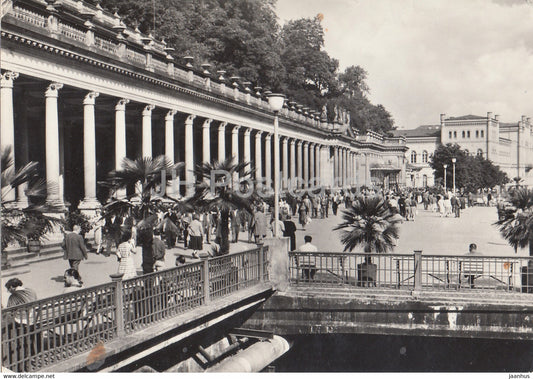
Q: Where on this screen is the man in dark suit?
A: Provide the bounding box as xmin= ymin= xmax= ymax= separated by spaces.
xmin=62 ymin=225 xmax=88 ymax=274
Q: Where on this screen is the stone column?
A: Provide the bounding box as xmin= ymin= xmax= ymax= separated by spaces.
xmin=79 ymin=91 xmax=100 ymax=211
xmin=218 ymin=121 xmax=227 ymax=162
xmin=232 ymin=125 xmax=240 ymax=163
xmin=344 ymin=149 xmax=348 ymax=187
xmin=265 ymin=133 xmax=272 ymax=187
xmin=243 ymin=128 xmax=251 ymax=175
xmin=115 ymin=99 xmax=129 ymax=170
xmin=282 ymin=137 xmax=288 ymax=189
xmin=185 ymin=114 xmax=196 ymax=196
xmin=1 ymin=71 xmax=19 ymax=203
xmin=45 ymin=82 xmax=64 ymax=206
xmin=290 ymin=139 xmax=296 ymax=186
xmin=303 ymin=142 xmax=309 ymax=188
xmin=297 ymin=141 xmax=303 ymax=188
xmin=142 ymin=104 xmax=155 ymax=158
xmin=309 ymin=143 xmax=315 ymax=184
xmin=333 ymin=147 xmax=339 ymax=187
xmin=165 ymin=109 xmax=177 ymax=163
xmin=255 ymin=131 xmax=262 ymax=179
xmin=202 ymin=118 xmax=212 ymax=163
xmin=315 ymin=144 xmax=321 ymax=186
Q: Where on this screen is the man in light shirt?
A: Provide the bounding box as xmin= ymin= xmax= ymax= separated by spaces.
xmin=297 ymin=235 xmax=318 ymax=280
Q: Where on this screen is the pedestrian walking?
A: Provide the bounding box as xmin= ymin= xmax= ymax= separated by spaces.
xmin=62 ymin=225 xmax=88 ymax=274
xmin=152 ymin=229 xmax=166 ymax=271
xmin=188 ymin=214 xmax=204 ymax=257
xmin=116 ymin=232 xmax=137 ymax=279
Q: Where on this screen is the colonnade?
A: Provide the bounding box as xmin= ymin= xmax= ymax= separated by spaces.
xmin=1 ymin=71 xmax=360 ymax=210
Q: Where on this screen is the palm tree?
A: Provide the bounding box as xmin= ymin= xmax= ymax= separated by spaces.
xmin=334 ymin=195 xmax=400 ymax=256
xmin=189 ymin=158 xmax=256 ymax=255
xmin=1 ymin=146 xmax=63 ymax=254
xmin=101 ymin=156 xmax=184 ymax=221
xmin=495 ymin=187 xmax=533 ymax=256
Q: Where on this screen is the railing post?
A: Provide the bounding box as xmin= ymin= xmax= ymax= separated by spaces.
xmin=110 ymin=273 xmax=125 ymax=337
xmin=413 ymin=250 xmax=422 ymax=291
xmin=202 ymin=257 xmax=211 ymax=305
xmin=258 ymin=243 xmax=265 ymax=282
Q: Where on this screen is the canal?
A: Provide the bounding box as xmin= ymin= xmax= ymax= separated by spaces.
xmin=271 ymin=334 xmax=533 ymax=372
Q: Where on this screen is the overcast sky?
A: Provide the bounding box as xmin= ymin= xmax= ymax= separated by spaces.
xmin=275 ymin=0 xmax=533 ymax=129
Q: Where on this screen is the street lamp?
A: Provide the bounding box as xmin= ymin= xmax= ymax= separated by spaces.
xmin=452 ymin=157 xmax=457 ymax=194
xmin=267 ymin=93 xmax=285 ymax=238
xmin=443 ymin=164 xmax=448 ymax=193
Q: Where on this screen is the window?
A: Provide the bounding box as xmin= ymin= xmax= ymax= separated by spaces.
xmin=462 ymin=131 xmax=465 ymax=138
xmin=454 ymin=131 xmax=457 ymax=138
xmin=481 ymin=130 xmax=484 ymax=138
xmin=477 ymin=149 xmax=483 ymax=157
xmin=476 ymin=130 xmax=479 ymax=138
xmin=467 ymin=130 xmax=470 ymax=138
xmin=423 ymin=175 xmax=428 ymax=187
xmin=410 ymin=151 xmax=417 ymax=163
xmin=449 ymin=131 xmax=452 ymax=139
xmin=422 ymin=150 xmax=428 ymax=163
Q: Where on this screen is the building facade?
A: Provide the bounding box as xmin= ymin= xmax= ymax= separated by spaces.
xmin=392 ymin=112 xmax=533 ymax=188
xmin=0 ymin=0 xmax=408 ymax=215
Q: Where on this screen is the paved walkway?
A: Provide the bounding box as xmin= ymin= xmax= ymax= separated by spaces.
xmin=1 ymin=204 xmax=525 ymax=307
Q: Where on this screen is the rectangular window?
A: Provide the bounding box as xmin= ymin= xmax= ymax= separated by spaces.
xmin=454 ymin=131 xmax=457 ymax=138
xmin=481 ymin=130 xmax=484 ymax=138
xmin=476 ymin=130 xmax=479 ymax=138
xmin=467 ymin=131 xmax=470 ymax=138
xmin=449 ymin=131 xmax=452 ymax=139
xmin=462 ymin=131 xmax=465 ymax=138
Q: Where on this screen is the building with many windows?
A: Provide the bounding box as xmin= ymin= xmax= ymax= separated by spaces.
xmin=392 ymin=112 xmax=533 ymax=188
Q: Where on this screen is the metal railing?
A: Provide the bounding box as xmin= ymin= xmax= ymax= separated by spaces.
xmin=289 ymin=251 xmax=533 ymax=293
xmin=1 ymin=246 xmax=268 ymax=372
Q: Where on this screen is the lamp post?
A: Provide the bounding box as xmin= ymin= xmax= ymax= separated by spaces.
xmin=267 ymin=93 xmax=285 ymax=237
xmin=443 ymin=164 xmax=448 ymax=193
xmin=452 ymin=157 xmax=456 ymax=194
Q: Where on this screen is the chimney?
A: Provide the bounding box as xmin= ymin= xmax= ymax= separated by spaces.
xmin=522 ymin=115 xmax=527 ymax=123
xmin=495 ymin=114 xmax=500 ymax=121
xmin=487 ymin=112 xmax=493 ymax=119
xmin=440 ymin=113 xmax=446 ymax=123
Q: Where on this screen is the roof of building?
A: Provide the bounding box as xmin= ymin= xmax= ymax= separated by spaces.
xmin=390 ymin=125 xmax=441 ymax=138
xmin=500 ymin=122 xmax=519 ymax=128
xmin=446 ymin=115 xmax=486 ymax=121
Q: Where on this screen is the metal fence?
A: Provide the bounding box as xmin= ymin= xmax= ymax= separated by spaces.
xmin=1 ymin=246 xmax=268 ymax=372
xmin=289 ymin=251 xmax=533 ymax=293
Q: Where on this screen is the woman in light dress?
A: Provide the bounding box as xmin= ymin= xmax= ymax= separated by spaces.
xmin=116 ymin=232 xmax=137 ymax=279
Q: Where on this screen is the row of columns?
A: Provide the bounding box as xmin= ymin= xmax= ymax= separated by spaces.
xmin=1 ymin=71 xmax=360 ymax=211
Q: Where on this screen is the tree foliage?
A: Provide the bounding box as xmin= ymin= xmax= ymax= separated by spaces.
xmin=100 ymin=0 xmax=395 ymax=134
xmin=429 ymin=143 xmax=509 ymax=192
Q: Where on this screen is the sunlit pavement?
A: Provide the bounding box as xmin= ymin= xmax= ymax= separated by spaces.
xmin=1 ymin=204 xmax=525 ymax=306
xmin=293 ymin=204 xmax=523 ymax=257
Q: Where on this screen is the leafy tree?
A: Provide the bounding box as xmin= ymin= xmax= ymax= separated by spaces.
xmin=334 ymin=195 xmax=400 ymax=255
xmin=430 ymin=143 xmax=508 ymax=192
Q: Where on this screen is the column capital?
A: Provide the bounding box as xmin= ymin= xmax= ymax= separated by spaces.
xmin=186 ymin=114 xmax=196 ymax=124
xmin=255 ymin=130 xmax=263 ymax=138
xmin=115 ymin=98 xmax=129 ymax=111
xmin=264 ymin=133 xmax=272 ymax=140
xmin=45 ymin=82 xmax=63 ymax=97
xmin=1 ymin=71 xmax=19 ymax=88
xmin=166 ymin=109 xmax=177 ymax=120
xmin=232 ymin=125 xmax=241 ymax=133
xmin=202 ymin=118 xmax=213 ymax=128
xmin=243 ymin=127 xmax=251 ymax=135
xmin=143 ymin=104 xmax=155 ymax=115
xmin=219 ymin=121 xmax=227 ymax=130
xmin=289 ymin=138 xmax=296 ymax=146
xmin=281 ymin=136 xmax=288 ymax=144
xmin=296 ymin=140 xmax=303 ymax=146
xmin=303 ymin=141 xmax=309 ymax=147
xmin=83 ymin=91 xmax=99 ymax=105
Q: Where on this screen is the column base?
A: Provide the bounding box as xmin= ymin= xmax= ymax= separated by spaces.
xmin=78 ymin=198 xmax=102 ymax=215
xmin=45 ymin=199 xmax=67 ymax=212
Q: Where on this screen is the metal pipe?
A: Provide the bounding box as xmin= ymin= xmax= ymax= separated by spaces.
xmin=206 ymin=335 xmax=290 ymax=372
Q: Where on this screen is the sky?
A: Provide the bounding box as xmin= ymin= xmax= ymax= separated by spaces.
xmin=275 ymin=0 xmax=533 ymax=129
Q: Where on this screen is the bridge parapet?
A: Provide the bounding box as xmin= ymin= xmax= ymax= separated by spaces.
xmin=1 ymin=246 xmax=269 ymax=372
xmin=289 ymin=251 xmax=533 ymax=293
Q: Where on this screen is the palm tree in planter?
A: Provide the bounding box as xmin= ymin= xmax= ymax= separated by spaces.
xmin=102 ymin=156 xmax=183 ymax=219
xmin=189 ymin=158 xmax=257 ymax=255
xmin=1 ymin=146 xmax=63 ymax=262
xmin=334 ymin=195 xmax=401 ymax=286
xmin=494 ymin=187 xmax=533 ymax=291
